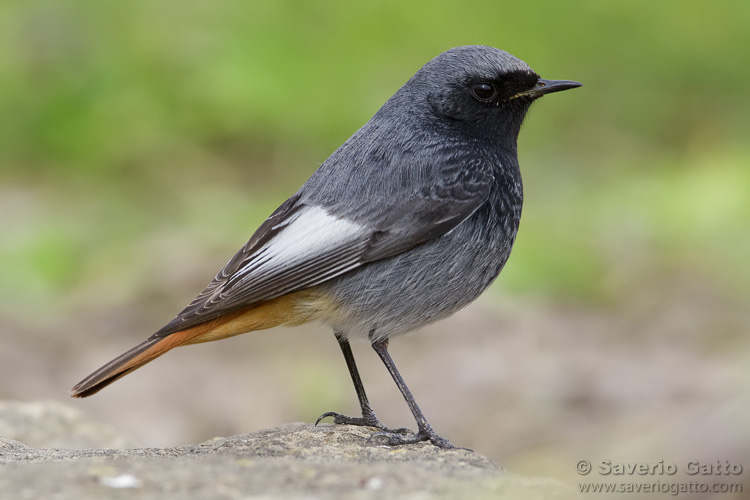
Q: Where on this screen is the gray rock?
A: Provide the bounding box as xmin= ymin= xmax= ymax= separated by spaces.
xmin=0 ymin=400 xmax=131 ymax=449
xmin=0 ymin=420 xmax=573 ymax=499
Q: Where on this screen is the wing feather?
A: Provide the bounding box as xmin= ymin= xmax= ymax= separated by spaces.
xmin=154 ymin=155 xmax=495 ymax=338
xmin=154 ymin=203 xmax=368 ymax=336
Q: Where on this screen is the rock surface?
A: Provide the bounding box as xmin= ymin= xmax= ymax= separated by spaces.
xmin=0 ymin=401 xmax=573 ymax=500
xmin=0 ymin=400 xmax=131 ymax=449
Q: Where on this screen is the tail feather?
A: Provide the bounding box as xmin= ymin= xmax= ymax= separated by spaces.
xmin=70 ymin=335 xmax=180 ymax=398
xmin=69 ymin=316 xmax=237 ymax=398
xmin=70 ymin=291 xmax=321 ymax=398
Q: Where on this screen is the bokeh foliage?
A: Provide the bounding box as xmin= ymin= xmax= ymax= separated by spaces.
xmin=1 ymin=0 xmax=748 ymax=316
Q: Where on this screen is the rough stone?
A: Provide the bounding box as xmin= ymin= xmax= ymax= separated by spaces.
xmin=0 ymin=400 xmax=131 ymax=449
xmin=0 ymin=405 xmax=574 ymax=500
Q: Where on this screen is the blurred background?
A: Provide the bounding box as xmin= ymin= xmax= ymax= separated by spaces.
xmin=1 ymin=0 xmax=748 ymax=493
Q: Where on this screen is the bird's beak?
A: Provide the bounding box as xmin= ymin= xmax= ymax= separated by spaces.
xmin=514 ymin=79 xmax=583 ymax=100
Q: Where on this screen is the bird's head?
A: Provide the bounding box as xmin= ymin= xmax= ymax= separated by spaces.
xmin=401 ymin=45 xmax=581 ymax=142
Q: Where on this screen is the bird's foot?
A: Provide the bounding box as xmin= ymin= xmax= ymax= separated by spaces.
xmin=368 ymin=425 xmax=462 ymax=450
xmin=315 ymin=410 xmax=411 ymax=435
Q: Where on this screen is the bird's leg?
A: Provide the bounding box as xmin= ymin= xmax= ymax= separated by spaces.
xmin=368 ymin=338 xmax=457 ymax=449
xmin=315 ymin=333 xmax=409 ymax=434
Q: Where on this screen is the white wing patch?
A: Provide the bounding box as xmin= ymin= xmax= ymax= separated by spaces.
xmin=229 ymin=205 xmax=366 ymax=287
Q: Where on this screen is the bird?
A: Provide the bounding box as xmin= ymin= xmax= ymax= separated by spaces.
xmin=71 ymin=45 xmax=581 ymax=449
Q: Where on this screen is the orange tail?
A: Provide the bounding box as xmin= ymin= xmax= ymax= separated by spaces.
xmin=70 ymin=336 xmax=176 ymax=398
xmin=71 ymin=291 xmax=321 ymax=398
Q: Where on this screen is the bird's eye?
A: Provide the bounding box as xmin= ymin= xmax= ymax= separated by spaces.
xmin=471 ymin=82 xmax=497 ymax=101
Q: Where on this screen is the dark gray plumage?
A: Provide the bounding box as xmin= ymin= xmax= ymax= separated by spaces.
xmin=71 ymin=45 xmax=581 ymax=448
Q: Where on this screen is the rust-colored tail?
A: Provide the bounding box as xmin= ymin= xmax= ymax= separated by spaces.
xmin=70 ymin=336 xmax=176 ymax=398
xmin=71 ymin=291 xmax=321 ymax=398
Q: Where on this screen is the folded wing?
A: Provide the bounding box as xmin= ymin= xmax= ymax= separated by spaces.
xmin=154 ymin=158 xmax=495 ymax=338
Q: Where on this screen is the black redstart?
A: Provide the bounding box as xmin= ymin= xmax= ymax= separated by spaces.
xmin=71 ymin=45 xmax=581 ymax=448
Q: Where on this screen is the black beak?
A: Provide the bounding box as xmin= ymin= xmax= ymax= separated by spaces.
xmin=522 ymin=78 xmax=582 ymax=99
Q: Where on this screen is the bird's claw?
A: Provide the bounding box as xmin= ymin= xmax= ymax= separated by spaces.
xmin=367 ymin=428 xmax=462 ymax=450
xmin=315 ymin=411 xmax=410 ymax=434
